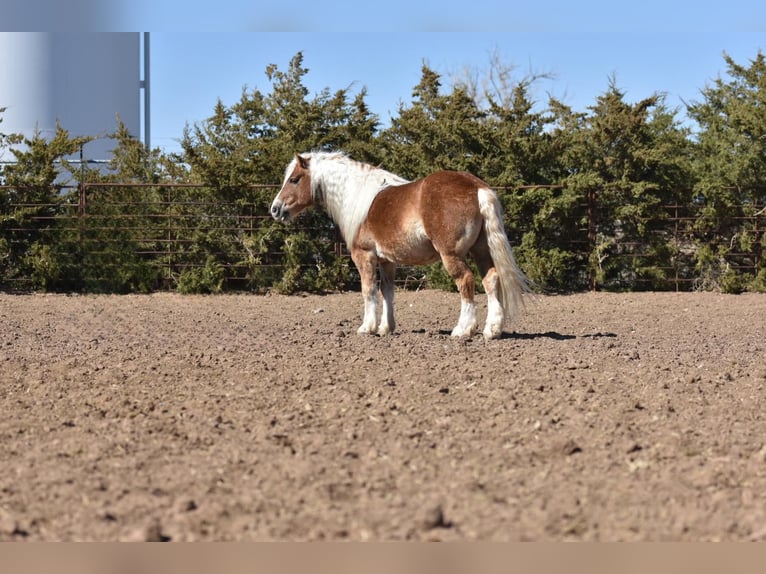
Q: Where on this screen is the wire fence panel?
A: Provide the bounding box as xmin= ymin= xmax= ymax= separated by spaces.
xmin=1 ymin=183 xmax=764 ymax=293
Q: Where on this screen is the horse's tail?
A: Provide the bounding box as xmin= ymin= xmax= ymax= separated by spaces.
xmin=477 ymin=187 xmax=533 ymax=324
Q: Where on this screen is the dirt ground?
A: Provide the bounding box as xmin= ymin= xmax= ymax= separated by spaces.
xmin=1 ymin=289 xmax=765 ymax=541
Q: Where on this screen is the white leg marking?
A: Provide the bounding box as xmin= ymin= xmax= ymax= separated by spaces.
xmin=378 ymin=289 xmax=394 ymax=335
xmin=483 ymin=296 xmax=504 ymax=339
xmin=482 ymin=269 xmax=504 ymax=339
xmin=358 ymin=289 xmax=379 ymax=334
xmin=451 ymin=299 xmax=478 ymax=337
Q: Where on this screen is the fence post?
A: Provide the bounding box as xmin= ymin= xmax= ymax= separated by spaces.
xmin=673 ymin=192 xmax=680 ymax=292
xmin=166 ymin=185 xmax=172 ymax=288
xmin=78 ymin=182 xmax=86 ymax=218
xmin=78 ymin=182 xmax=87 ymax=255
xmin=588 ymin=186 xmax=597 ymax=291
xmin=78 ymin=143 xmax=86 ymax=221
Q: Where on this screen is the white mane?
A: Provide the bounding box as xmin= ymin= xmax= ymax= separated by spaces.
xmin=290 ymin=151 xmax=409 ymax=243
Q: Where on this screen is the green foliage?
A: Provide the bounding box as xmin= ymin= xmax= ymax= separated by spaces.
xmin=25 ymin=242 xmax=61 ymax=289
xmin=180 ymin=52 xmax=383 ymax=188
xmin=2 ymin=50 xmax=766 ymax=294
xmin=177 ymin=256 xmax=224 ymax=294
xmin=686 ymin=51 xmax=766 ymax=291
xmin=516 ymin=235 xmax=576 ymax=291
xmin=271 ymin=224 xmax=354 ymax=294
xmin=0 ymin=125 xmax=88 ymax=288
xmin=748 ymin=268 xmax=766 ymax=293
xmin=0 ymin=106 xmax=23 ymax=159
xmin=688 ymin=52 xmax=766 ymax=192
xmin=381 ymin=65 xmax=488 ymax=178
xmin=500 ymin=183 xmax=588 ymax=291
xmin=546 ymin=80 xmax=694 ymax=290
xmin=164 ymin=52 xmax=380 ymax=294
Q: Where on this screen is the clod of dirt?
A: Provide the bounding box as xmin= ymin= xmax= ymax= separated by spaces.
xmin=749 ymin=524 xmax=766 ymax=541
xmin=123 ymin=519 xmax=171 ymax=542
xmin=144 ymin=519 xmax=172 ymax=542
xmin=559 ymin=439 xmax=583 ymax=456
xmin=0 ymin=508 xmax=18 ymax=536
xmin=421 ymin=504 xmax=453 ymax=530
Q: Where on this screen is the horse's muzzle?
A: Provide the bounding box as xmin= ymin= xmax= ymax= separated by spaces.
xmin=270 ymin=201 xmax=290 ymax=222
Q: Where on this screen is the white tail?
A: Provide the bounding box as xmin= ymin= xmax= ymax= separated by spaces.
xmin=477 ymin=188 xmax=532 ymax=324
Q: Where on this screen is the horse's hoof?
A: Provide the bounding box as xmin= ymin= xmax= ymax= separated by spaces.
xmin=357 ymin=325 xmax=377 ymax=335
xmin=450 ymin=327 xmax=477 ymax=337
xmin=483 ymin=325 xmax=503 ymax=340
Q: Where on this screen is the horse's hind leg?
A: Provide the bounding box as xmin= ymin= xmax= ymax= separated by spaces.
xmin=352 ymin=249 xmax=379 ymax=335
xmin=378 ymin=261 xmax=396 ymax=336
xmin=471 ymin=236 xmax=504 ymax=339
xmin=441 ymin=254 xmax=478 ymax=337
xmin=481 ymin=268 xmax=503 ymax=339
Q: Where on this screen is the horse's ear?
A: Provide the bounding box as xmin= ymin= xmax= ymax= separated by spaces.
xmin=295 ymin=153 xmax=310 ymax=170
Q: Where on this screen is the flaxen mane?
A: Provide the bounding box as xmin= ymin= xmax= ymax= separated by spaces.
xmin=282 ymin=151 xmax=408 ymax=244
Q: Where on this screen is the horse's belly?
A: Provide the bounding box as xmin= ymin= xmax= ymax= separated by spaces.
xmin=377 ymin=243 xmax=439 ymax=265
xmin=375 ymin=226 xmax=439 ymax=265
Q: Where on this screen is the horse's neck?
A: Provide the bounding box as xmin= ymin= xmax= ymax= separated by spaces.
xmin=318 ymin=159 xmax=406 ymax=243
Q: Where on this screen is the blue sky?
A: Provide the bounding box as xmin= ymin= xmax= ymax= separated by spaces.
xmin=148 ymin=32 xmax=764 ymax=153
xmin=4 ymin=1 xmax=766 ymax=155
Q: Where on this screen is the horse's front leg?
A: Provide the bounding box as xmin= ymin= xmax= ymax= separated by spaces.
xmin=378 ymin=261 xmax=396 ymax=336
xmin=351 ymin=248 xmax=379 ymax=335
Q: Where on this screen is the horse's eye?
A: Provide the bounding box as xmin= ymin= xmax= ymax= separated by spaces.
xmin=289 ymin=176 xmax=301 ymax=185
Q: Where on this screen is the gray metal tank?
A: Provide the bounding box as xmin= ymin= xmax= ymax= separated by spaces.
xmin=0 ymin=32 xmax=144 ymax=164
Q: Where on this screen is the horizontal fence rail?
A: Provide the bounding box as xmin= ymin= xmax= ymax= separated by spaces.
xmin=1 ymin=183 xmax=764 ymax=293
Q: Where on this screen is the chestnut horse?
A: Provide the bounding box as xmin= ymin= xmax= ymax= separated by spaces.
xmin=270 ymin=151 xmax=531 ymax=339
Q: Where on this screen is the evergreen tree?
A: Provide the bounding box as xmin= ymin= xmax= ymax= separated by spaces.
xmin=582 ymin=83 xmax=691 ymax=289
xmin=71 ymin=120 xmax=180 ymax=293
xmin=687 ymin=51 xmax=766 ymax=291
xmin=689 ymin=51 xmax=766 ymax=196
xmin=381 ymin=65 xmax=487 ymax=179
xmin=178 ymin=51 xmax=381 ymax=293
xmin=4 ymin=48 xmax=765 ymax=294
xmin=0 ymin=107 xmax=23 ymax=177
xmin=528 ymin=80 xmax=693 ymax=290
xmin=483 ymin=81 xmax=557 ymax=186
xmin=0 ymin=124 xmax=89 ymax=289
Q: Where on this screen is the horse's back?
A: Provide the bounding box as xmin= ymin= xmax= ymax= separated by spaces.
xmin=356 ymin=170 xmax=487 ymax=261
xmin=366 ymin=170 xmax=485 ymax=228
xmin=421 ymin=170 xmax=489 ymax=192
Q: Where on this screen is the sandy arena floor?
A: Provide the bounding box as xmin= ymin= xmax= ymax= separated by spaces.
xmin=1 ymin=290 xmax=765 ymax=541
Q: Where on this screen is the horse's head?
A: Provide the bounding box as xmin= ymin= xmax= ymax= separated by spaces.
xmin=270 ymin=153 xmax=313 ymax=222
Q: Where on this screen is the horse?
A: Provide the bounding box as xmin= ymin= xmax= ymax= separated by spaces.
xmin=270 ymin=151 xmax=532 ymax=339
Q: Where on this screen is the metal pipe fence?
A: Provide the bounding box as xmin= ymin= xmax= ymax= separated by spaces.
xmin=1 ymin=183 xmax=764 ymax=292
